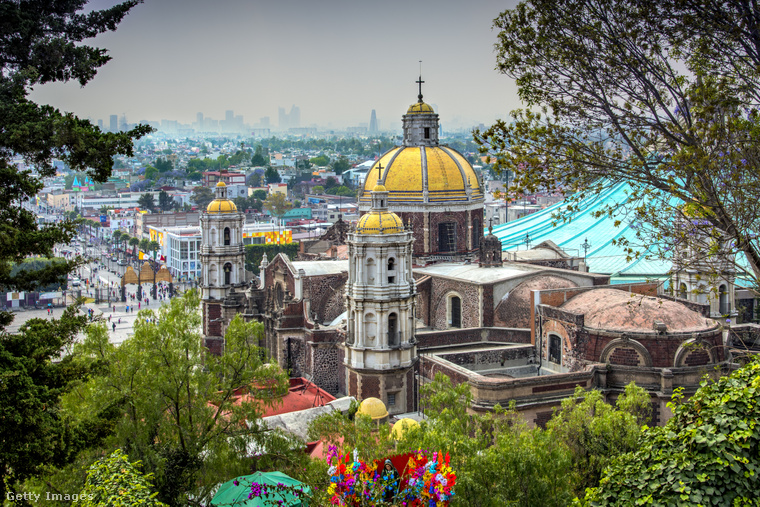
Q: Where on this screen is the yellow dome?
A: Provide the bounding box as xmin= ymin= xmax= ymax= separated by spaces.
xmin=361 ymin=146 xmax=483 ymax=205
xmin=407 ymin=102 xmax=435 ymax=114
xmin=373 ymin=184 xmax=387 ymax=192
xmin=356 ymin=210 xmax=404 ymax=235
xmin=357 ymin=397 xmax=388 ymax=420
xmin=206 ymin=199 xmax=238 ymax=213
xmin=390 ymin=418 xmax=419 ymax=440
xmin=216 ymin=181 xmax=227 ymax=187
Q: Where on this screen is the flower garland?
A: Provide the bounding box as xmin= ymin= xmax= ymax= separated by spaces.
xmin=325 ymin=447 xmax=456 ymax=506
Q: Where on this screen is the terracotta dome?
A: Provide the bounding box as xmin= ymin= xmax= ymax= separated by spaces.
xmin=561 ymin=288 xmax=717 ymax=334
xmin=495 ymin=275 xmax=577 ymax=328
xmin=390 ymin=418 xmax=419 ymax=439
xmin=357 ymin=397 xmax=388 ymax=421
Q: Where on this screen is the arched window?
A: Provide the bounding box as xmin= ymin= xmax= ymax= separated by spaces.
xmin=548 ymin=334 xmax=562 ymax=364
xmin=473 ymin=219 xmax=481 ymax=249
xmin=388 ymin=257 xmax=395 ymax=271
xmin=678 ymin=282 xmax=687 ymax=300
xmin=449 ymin=296 xmax=461 ymax=328
xmin=388 ymin=313 xmax=398 ymax=346
xmin=387 ymin=257 xmax=396 ymax=284
xmin=364 ymin=313 xmax=377 ymax=346
xmin=366 ymin=258 xmax=376 ymax=285
xmin=223 ymin=227 xmax=231 ymax=246
xmin=719 ymin=284 xmax=729 ymax=314
xmin=224 ymin=262 xmax=232 ymax=285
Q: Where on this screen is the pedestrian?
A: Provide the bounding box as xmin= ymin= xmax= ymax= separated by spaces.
xmin=138 ymin=302 xmax=141 ymax=310
xmin=118 ymin=317 xmax=121 ymax=324
xmin=108 ymin=315 xmax=111 ymax=322
xmin=113 ymin=305 xmax=116 ymax=312
xmin=112 ymin=322 xmax=116 ymax=332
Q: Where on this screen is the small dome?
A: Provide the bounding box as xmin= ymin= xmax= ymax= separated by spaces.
xmin=406 ymin=102 xmax=435 ymax=114
xmin=356 ymin=211 xmax=404 ymax=235
xmin=373 ymin=184 xmax=387 ymax=192
xmin=390 ymin=418 xmax=419 ymax=439
xmin=357 ymin=397 xmax=388 ymax=420
xmin=216 ymin=181 xmax=227 ymax=187
xmin=206 ymin=199 xmax=238 ymax=214
xmin=561 ymin=288 xmax=717 ymax=334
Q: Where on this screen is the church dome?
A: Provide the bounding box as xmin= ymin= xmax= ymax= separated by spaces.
xmin=360 ymin=146 xmax=483 ymax=205
xmin=206 ymin=181 xmax=238 ymax=214
xmin=357 ymin=397 xmax=388 ymax=420
xmin=390 ymin=418 xmax=419 ymax=439
xmin=356 ymin=210 xmax=404 ymax=235
xmin=406 ymin=101 xmax=435 ymax=114
xmin=206 ymin=199 xmax=238 ymax=213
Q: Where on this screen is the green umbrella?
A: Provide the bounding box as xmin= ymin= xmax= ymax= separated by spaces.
xmin=211 ymin=471 xmax=310 ymax=507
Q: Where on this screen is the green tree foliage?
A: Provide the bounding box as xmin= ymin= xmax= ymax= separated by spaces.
xmin=251 ymin=145 xmax=268 ymax=167
xmin=137 ymin=193 xmax=155 ymax=211
xmin=190 ymin=186 xmax=214 ymax=210
xmin=247 ymin=171 xmax=263 ymax=187
xmin=0 ymin=0 xmax=149 ymax=497
xmin=325 ymin=185 xmax=356 ymax=197
xmin=64 ymin=291 xmax=289 ymax=505
xmin=585 ymin=358 xmax=760 ymax=506
xmin=263 ymin=192 xmax=292 ymax=225
xmin=144 ymin=165 xmax=158 ymax=180
xmin=547 ymin=384 xmax=651 ymax=496
xmin=331 ymin=156 xmax=350 ymax=174
xmin=252 ymin=189 xmax=268 ymax=201
xmin=265 ymin=166 xmax=282 ymax=184
xmin=128 ymin=237 xmax=139 ymax=259
xmin=310 ymin=154 xmax=329 ymax=166
xmin=244 ymin=243 xmax=299 ymax=275
xmin=475 ymin=0 xmax=760 ymax=289
xmin=9 ymin=257 xmax=68 ymax=291
xmin=74 ymin=449 xmax=167 ymax=507
xmin=154 ymin=157 xmax=172 ymax=173
xmin=157 ymin=190 xmax=173 ymax=212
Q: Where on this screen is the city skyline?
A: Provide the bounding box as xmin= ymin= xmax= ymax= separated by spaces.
xmin=28 ymin=0 xmax=522 ymax=131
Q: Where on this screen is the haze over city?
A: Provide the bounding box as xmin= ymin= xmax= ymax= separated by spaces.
xmin=29 ymin=0 xmax=522 ymax=132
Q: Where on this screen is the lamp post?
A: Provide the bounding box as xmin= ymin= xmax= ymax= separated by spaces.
xmin=581 ymin=237 xmax=592 ymax=260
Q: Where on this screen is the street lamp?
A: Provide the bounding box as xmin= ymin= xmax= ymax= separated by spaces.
xmin=581 ymin=237 xmax=592 ymax=260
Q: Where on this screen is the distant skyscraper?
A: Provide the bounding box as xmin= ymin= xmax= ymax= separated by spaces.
xmin=119 ymin=114 xmax=128 ymax=131
xmin=278 ymin=107 xmax=287 ymax=130
xmin=97 ymin=119 xmax=104 ymax=130
xmin=369 ymin=110 xmax=378 ymax=133
xmin=109 ymin=114 xmax=118 ymax=132
xmin=289 ymin=105 xmax=300 ymax=128
xmin=225 ymin=110 xmax=234 ymax=122
xmin=197 ymin=112 xmax=204 ymax=131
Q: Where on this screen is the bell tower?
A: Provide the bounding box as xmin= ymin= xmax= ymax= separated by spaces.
xmin=345 ymin=176 xmax=417 ymax=415
xmin=200 ymin=181 xmax=245 ymax=354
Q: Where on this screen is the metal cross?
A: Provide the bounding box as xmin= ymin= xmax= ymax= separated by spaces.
xmin=416 ymin=63 xmax=424 ymax=102
xmin=377 ymin=162 xmax=383 ymax=183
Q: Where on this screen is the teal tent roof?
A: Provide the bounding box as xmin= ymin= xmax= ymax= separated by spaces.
xmin=491 ymin=182 xmax=671 ymax=282
xmin=72 ymin=176 xmax=80 ymax=187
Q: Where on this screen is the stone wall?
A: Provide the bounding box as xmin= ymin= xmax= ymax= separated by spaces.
xmin=436 ymin=345 xmax=534 ymax=372
xmin=304 ymin=272 xmax=348 ymax=324
xmin=417 ymin=327 xmax=532 ymax=349
xmin=428 ymin=277 xmax=480 ymax=329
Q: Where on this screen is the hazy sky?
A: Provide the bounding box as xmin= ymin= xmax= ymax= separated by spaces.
xmin=30 ymin=0 xmax=523 ymax=131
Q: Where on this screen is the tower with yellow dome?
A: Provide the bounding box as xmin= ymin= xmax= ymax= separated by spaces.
xmin=359 ymin=78 xmax=484 ymax=260
xmin=345 ymin=180 xmax=417 ymax=415
xmin=200 ymin=181 xmax=245 ymax=353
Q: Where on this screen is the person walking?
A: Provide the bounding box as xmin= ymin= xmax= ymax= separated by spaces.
xmin=112 ymin=322 xmax=116 ymax=332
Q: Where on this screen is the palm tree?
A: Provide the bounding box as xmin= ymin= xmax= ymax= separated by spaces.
xmin=129 ymin=237 xmax=139 ymax=261
xmin=139 ymin=238 xmax=150 ymax=259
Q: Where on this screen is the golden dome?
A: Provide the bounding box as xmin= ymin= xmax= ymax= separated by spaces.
xmin=390 ymin=418 xmax=419 ymax=439
xmin=216 ymin=181 xmax=227 ymax=187
xmin=373 ymin=184 xmax=387 ymax=192
xmin=357 ymin=397 xmax=388 ymax=420
xmin=406 ymin=101 xmax=435 ymax=114
xmin=206 ymin=199 xmax=238 ymax=213
xmin=356 ymin=210 xmax=404 ymax=235
xmin=361 ymin=146 xmax=483 ymax=205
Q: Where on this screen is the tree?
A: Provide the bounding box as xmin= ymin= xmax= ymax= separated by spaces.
xmin=74 ymin=450 xmax=167 ymax=507
xmin=312 ymin=185 xmax=325 ymax=195
xmin=263 ymin=192 xmax=292 ymax=227
xmin=332 ymin=156 xmax=350 ymax=175
xmin=264 ymin=166 xmax=281 ymax=184
xmin=584 ymin=357 xmax=760 ymax=506
xmin=139 ymin=238 xmax=149 ymax=255
xmin=247 ymin=171 xmax=263 ymax=187
xmin=64 ymin=292 xmax=289 ymax=505
xmin=252 ymin=189 xmax=268 ymax=201
xmin=251 ymin=145 xmax=268 ymax=167
xmin=546 ymin=384 xmax=651 ymax=496
xmin=475 ymin=0 xmax=760 ymax=291
xmin=154 ymin=157 xmax=173 ymax=173
xmin=129 ymin=237 xmax=139 ymax=260
xmin=138 ymin=193 xmax=156 ymax=211
xmin=147 ymin=240 xmax=160 ymax=261
xmin=310 ymin=154 xmax=329 ymax=166
xmin=158 ymin=190 xmax=173 ymax=212
xmin=190 ymin=186 xmax=214 ymax=210
xmin=144 ymin=165 xmax=158 ymax=180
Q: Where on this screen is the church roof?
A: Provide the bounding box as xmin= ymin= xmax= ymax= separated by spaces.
xmin=406 ymin=101 xmax=435 ymax=114
xmin=360 ymin=146 xmax=482 ymax=205
xmin=356 ymin=210 xmax=404 ymax=235
xmin=206 ymin=199 xmax=237 ymax=213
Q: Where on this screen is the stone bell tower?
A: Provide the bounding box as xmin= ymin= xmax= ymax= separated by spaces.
xmin=345 ymin=176 xmax=417 ymax=415
xmin=200 ymin=181 xmax=245 ymax=354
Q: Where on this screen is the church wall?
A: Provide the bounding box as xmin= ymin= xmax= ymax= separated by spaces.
xmin=436 ymin=345 xmax=534 ymax=372
xmin=429 ymin=277 xmax=480 ymax=329
xmin=417 ymin=327 xmax=532 ymax=349
xmin=400 ymin=212 xmax=426 ymax=256
xmin=413 ymin=274 xmax=432 ymax=326
xmin=303 ymin=273 xmax=348 ymax=323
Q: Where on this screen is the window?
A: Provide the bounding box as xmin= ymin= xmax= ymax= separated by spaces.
xmin=224 ymin=227 xmax=231 ymax=246
xmin=449 ymin=296 xmax=461 ymax=328
xmin=438 ymin=223 xmax=456 ymax=253
xmin=224 ymin=262 xmax=232 ymax=285
xmin=367 ymin=258 xmax=376 ymax=285
xmin=678 ymin=283 xmax=687 ymax=299
xmin=549 ymin=335 xmax=562 ymax=364
xmin=719 ymin=284 xmax=729 ymax=314
xmin=388 ymin=313 xmax=398 ymax=346
xmin=424 ymin=127 xmax=430 ymax=139
xmin=473 ymin=219 xmax=481 ymax=249
xmin=387 ymin=393 xmax=396 ymax=406
xmin=388 ymin=258 xmax=395 ymax=271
